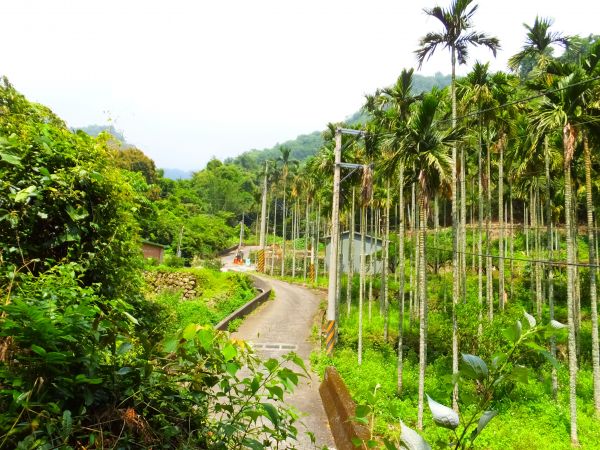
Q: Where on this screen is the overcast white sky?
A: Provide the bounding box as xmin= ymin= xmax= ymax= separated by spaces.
xmin=3 ymin=0 xmax=599 ymax=170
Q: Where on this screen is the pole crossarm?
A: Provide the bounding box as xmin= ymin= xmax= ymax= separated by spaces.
xmin=338 ymin=162 xmax=373 ymax=169
xmin=338 ymin=128 xmax=365 ymax=136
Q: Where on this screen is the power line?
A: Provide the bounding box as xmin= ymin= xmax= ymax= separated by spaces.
xmin=427 ymin=245 xmax=600 ymax=269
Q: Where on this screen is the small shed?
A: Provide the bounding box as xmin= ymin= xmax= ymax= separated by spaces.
xmin=141 ymin=240 xmax=166 ymax=263
xmin=324 ymin=231 xmax=383 ymax=274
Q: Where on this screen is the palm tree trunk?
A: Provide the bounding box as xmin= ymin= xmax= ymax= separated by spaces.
xmin=460 ymin=145 xmax=467 ymax=301
xmin=316 ymin=202 xmax=321 ymax=283
xmin=573 ymin=189 xmax=582 ymax=361
xmin=383 ymin=181 xmax=391 ymax=341
xmin=545 ymin=136 xmax=558 ymax=399
xmin=510 ymin=190 xmax=514 ymax=303
xmin=265 ymin=194 xmax=271 ymax=273
xmin=347 ymin=188 xmax=355 ymax=316
xmin=434 ymin=195 xmax=439 ymax=273
xmin=358 ymin=206 xmax=366 ymax=366
xmin=271 ymin=198 xmax=277 ymax=276
xmin=486 ymin=132 xmax=493 ymax=322
xmin=498 ymin=137 xmax=505 ymax=311
xmin=292 ymin=202 xmax=297 ymax=278
xmin=451 ymin=47 xmax=460 ymax=412
xmin=417 ymin=194 xmax=428 ymax=431
xmin=564 ymin=123 xmax=579 ymax=445
xmin=534 ymin=187 xmax=543 ymax=320
xmin=368 ymin=205 xmax=374 ymax=321
xmin=303 ymin=198 xmax=309 ymax=281
xmin=398 ymin=166 xmax=406 ymax=393
xmin=478 ymin=120 xmax=484 ymax=337
xmin=471 ymin=177 xmax=476 ymax=272
xmin=584 ymin=133 xmax=600 ymax=414
xmin=281 ymin=181 xmax=287 ymax=277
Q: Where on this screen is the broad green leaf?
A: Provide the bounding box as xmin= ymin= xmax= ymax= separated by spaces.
xmin=123 ymin=311 xmax=139 ymax=325
xmin=14 ymin=185 xmax=36 ymax=203
xmin=182 ymin=323 xmax=198 ymax=340
xmin=503 ymin=320 xmax=522 ymax=344
xmin=226 ymin=362 xmax=239 ymax=377
xmin=264 ymin=358 xmax=278 ymax=372
xmin=352 ymin=437 xmax=363 ymax=447
xmin=539 ymin=350 xmax=560 ymax=369
xmin=426 ymin=395 xmax=459 ymax=430
xmin=460 ymin=354 xmax=488 ymax=380
xmin=400 ymin=420 xmax=431 ymax=450
xmin=476 ymin=410 xmax=497 ymax=436
xmin=163 ymin=338 xmax=177 ymax=353
xmin=0 ymin=151 xmax=22 ymax=166
xmin=383 ymin=439 xmax=399 ymax=450
xmin=221 ymin=343 xmax=237 ymax=361
xmin=242 ymin=438 xmax=264 ymax=450
xmin=267 ymin=385 xmax=284 ymax=400
xmin=491 ymin=353 xmax=507 ymax=370
xmin=289 ymin=353 xmax=307 ymax=374
xmin=262 ymin=402 xmax=280 ymax=427
xmin=524 ymin=341 xmax=547 ymax=353
xmin=45 ymin=352 xmax=67 ymax=362
xmin=116 ymin=367 xmax=132 ymax=375
xmin=198 ymin=329 xmax=213 ymax=349
xmin=31 ymin=344 xmax=46 ymax=356
xmin=117 ymin=342 xmax=132 ymax=355
xmin=66 ymin=204 xmax=89 ymax=221
xmin=355 ymin=404 xmax=371 ymax=419
xmin=61 ymin=410 xmax=72 ymax=439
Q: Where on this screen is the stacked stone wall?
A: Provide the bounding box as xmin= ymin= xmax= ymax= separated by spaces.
xmin=144 ymin=271 xmax=199 ymax=300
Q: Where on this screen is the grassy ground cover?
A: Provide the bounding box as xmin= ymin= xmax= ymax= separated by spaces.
xmin=146 ymin=267 xmax=256 ymax=333
xmin=309 ymin=269 xmax=600 ymax=449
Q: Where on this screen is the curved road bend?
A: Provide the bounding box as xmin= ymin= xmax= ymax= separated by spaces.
xmin=222 ymin=250 xmax=334 ymax=449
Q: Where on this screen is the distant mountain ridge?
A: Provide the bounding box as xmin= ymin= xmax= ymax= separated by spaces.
xmin=227 ymin=72 xmax=451 ymax=168
xmin=162 ymin=168 xmax=193 ymax=180
xmin=76 ymin=124 xmax=128 ymax=144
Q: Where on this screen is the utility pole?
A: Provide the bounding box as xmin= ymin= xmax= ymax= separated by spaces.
xmin=176 ymin=225 xmax=184 ymax=258
xmin=326 ymin=128 xmax=365 ymax=356
xmin=325 ymin=129 xmax=342 ymax=356
xmin=239 ymin=212 xmax=245 ymax=248
xmin=258 ymin=161 xmax=268 ymax=272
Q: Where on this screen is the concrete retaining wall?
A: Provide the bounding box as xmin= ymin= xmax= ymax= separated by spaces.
xmin=214 ymin=275 xmax=272 ymax=331
xmin=319 ymin=366 xmax=369 ymax=450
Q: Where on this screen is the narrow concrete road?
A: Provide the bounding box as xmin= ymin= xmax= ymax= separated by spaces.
xmin=220 ymin=245 xmax=260 ymax=273
xmin=229 ymin=272 xmax=335 ymax=449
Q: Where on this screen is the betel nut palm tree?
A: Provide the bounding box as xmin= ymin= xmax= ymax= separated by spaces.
xmin=508 ymin=16 xmax=570 ymax=77
xmin=415 ymin=0 xmax=499 ymax=411
xmin=365 ymin=68 xmax=419 ymax=393
xmin=389 ymin=88 xmax=457 ymax=430
xmin=277 ymin=146 xmax=298 ymax=276
xmin=529 ymin=41 xmax=600 ymax=445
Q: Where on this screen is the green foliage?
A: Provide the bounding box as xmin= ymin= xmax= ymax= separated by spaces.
xmin=0 ymin=77 xmax=142 ymax=297
xmin=0 ymin=269 xmax=304 ymax=447
xmin=0 ymin=81 xmax=303 ymax=449
xmin=148 ymin=268 xmax=255 ymax=332
xmin=114 ymin=147 xmax=159 ymax=184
